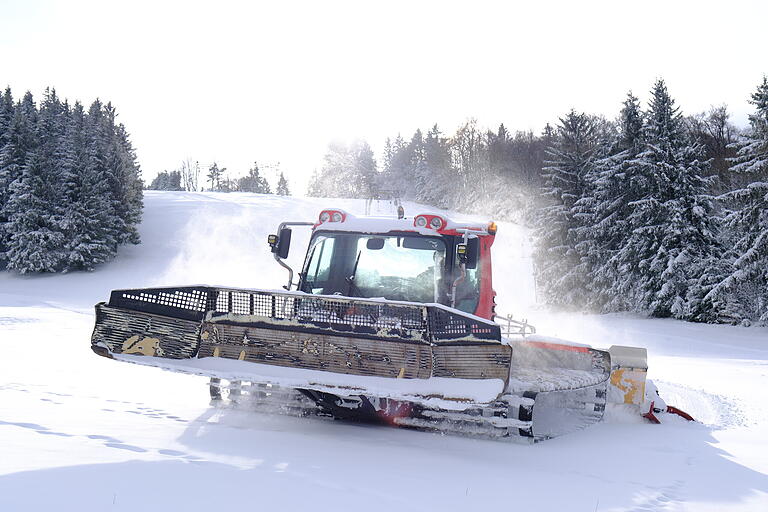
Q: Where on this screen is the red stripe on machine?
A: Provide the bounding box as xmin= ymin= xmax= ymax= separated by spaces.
xmin=520 ymin=341 xmax=590 ymax=353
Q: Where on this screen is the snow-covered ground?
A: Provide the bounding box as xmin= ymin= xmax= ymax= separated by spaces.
xmin=1 ymin=191 xmax=767 ymax=511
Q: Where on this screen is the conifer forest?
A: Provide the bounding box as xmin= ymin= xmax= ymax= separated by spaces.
xmin=0 ymin=87 xmax=143 ymax=273
xmin=308 ymin=78 xmax=768 ymax=324
xmin=2 ymin=78 xmax=766 ymax=325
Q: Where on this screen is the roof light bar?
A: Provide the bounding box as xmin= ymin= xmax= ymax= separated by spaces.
xmin=414 ymin=214 xmax=445 ymax=231
xmin=318 ymin=209 xmax=347 ymax=224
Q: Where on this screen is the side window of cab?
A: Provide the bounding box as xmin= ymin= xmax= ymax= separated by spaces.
xmin=303 ymin=236 xmax=335 ymax=293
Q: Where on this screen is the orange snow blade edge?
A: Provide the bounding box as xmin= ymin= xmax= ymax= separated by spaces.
xmin=520 ymin=341 xmax=590 ymax=353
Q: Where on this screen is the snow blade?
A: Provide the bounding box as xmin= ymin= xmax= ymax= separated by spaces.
xmin=90 ymin=286 xmax=610 ymax=441
xmin=506 ymin=339 xmax=610 ymax=441
xmin=91 ymin=286 xmax=510 ymax=406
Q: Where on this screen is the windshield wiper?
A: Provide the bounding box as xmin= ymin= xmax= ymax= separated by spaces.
xmin=345 ymin=250 xmax=362 ymax=297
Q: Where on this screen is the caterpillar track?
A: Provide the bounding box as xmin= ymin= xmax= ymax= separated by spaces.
xmin=208 ymin=376 xmax=608 ymax=442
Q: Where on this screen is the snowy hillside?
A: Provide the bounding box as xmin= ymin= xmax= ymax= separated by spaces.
xmin=1 ymin=191 xmax=767 ymax=511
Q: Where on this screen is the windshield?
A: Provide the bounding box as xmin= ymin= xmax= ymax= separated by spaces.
xmin=300 ymin=232 xmax=447 ymax=303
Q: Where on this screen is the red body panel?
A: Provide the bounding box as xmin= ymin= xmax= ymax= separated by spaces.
xmin=474 ymin=234 xmax=496 ymax=320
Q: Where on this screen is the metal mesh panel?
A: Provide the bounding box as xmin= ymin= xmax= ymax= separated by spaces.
xmin=432 ymin=344 xmax=511 ymax=379
xmin=110 ymin=287 xmax=209 ymax=321
xmin=207 ymin=289 xmax=428 ymax=335
xmin=427 ymin=307 xmax=500 ymax=343
xmin=108 ymin=286 xmax=500 ymax=344
xmin=93 ymin=304 xmax=200 ymax=359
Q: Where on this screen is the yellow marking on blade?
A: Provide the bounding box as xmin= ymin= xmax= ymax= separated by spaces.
xmin=213 ymin=347 xmax=220 ymax=358
xmin=201 ymin=331 xmax=210 ymax=340
xmin=238 ymin=350 xmax=246 ymax=361
xmin=397 ymin=367 xmax=405 ymax=379
xmin=610 ymin=368 xmax=645 ymax=404
xmin=122 ymin=335 xmax=140 ymax=351
xmin=122 ymin=336 xmax=160 ymax=356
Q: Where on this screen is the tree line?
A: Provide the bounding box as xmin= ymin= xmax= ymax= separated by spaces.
xmin=0 ymin=87 xmax=143 ymax=273
xmin=535 ymin=78 xmax=766 ymax=325
xmin=148 ymin=160 xmax=290 ymax=195
xmin=308 ymin=124 xmax=547 ymax=221
xmin=307 ymin=77 xmax=767 ymax=325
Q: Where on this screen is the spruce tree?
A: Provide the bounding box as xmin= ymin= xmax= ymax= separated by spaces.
xmin=714 ymin=77 xmax=768 ymax=322
xmin=308 ymin=142 xmax=352 ymax=197
xmin=420 ymin=125 xmax=453 ymax=208
xmin=580 ymin=92 xmax=645 ymax=311
xmin=352 ymin=140 xmax=377 ymax=198
xmin=207 ymin=162 xmax=223 ymax=191
xmin=534 ymin=110 xmax=599 ymax=307
xmin=615 ymin=80 xmax=720 ymax=318
xmin=0 ymin=88 xmax=143 ymax=273
xmin=64 ymin=101 xmax=115 ymax=270
xmin=407 ymin=129 xmax=427 ymax=201
xmin=307 ymin=140 xmax=377 ymax=198
xmin=238 ymin=163 xmax=271 ymax=193
xmin=276 ymin=171 xmax=290 ymax=195
xmin=148 ymin=171 xmax=169 ymax=190
xmin=0 ymin=87 xmax=13 ymax=147
xmin=6 ymin=90 xmax=70 ymax=272
xmin=0 ymin=87 xmax=16 ymax=265
xmin=101 ymin=104 xmax=143 ymax=245
xmin=381 ymin=134 xmax=410 ymax=198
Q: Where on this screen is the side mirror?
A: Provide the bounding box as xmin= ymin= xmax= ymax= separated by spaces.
xmin=268 ymin=228 xmax=292 ymax=259
xmin=457 ymin=237 xmax=480 ymax=269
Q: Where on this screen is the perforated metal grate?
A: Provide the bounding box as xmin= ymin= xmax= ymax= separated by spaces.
xmin=109 ymin=286 xmax=500 ymax=343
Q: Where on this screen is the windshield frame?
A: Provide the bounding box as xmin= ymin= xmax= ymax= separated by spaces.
xmin=298 ymin=230 xmax=450 ymax=304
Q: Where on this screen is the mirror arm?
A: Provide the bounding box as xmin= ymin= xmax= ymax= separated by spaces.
xmin=450 ymin=230 xmax=470 ymax=308
xmin=273 ymin=221 xmax=314 ymax=290
xmin=450 ymin=264 xmax=466 ymax=308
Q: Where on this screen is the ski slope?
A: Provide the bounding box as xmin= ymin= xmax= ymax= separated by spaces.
xmin=1 ymin=191 xmax=767 ymax=511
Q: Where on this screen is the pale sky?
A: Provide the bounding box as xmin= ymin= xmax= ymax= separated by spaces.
xmin=2 ymin=0 xmax=766 ymax=192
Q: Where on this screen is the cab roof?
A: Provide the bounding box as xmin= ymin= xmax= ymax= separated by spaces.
xmin=313 ymin=208 xmax=497 ymax=237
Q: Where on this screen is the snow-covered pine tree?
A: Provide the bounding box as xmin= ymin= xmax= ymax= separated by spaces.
xmin=101 ymin=104 xmax=143 ymax=245
xmin=207 ymin=162 xmax=223 ymax=191
xmin=406 ymin=129 xmax=427 ymax=201
xmin=451 ymin=120 xmax=487 ymax=208
xmin=307 ymin=140 xmax=377 ymax=199
xmin=0 ymin=87 xmax=13 ymax=147
xmin=276 ymin=171 xmax=290 ymax=195
xmin=0 ymin=89 xmax=143 ymax=273
xmin=306 ymin=168 xmax=323 ymax=197
xmin=488 ymin=124 xmax=511 ymax=181
xmin=309 ymin=142 xmax=353 ymax=197
xmin=713 ymin=77 xmax=768 ymax=323
xmin=309 ymin=142 xmax=352 ymax=197
xmin=82 ymin=99 xmax=120 ymax=254
xmin=534 ymin=110 xmax=599 ymax=308
xmin=147 ymin=170 xmax=183 ymax=190
xmin=0 ymin=87 xmax=16 ymax=265
xmin=5 ymin=89 xmax=70 ymax=273
xmin=352 ymin=140 xmax=378 ymax=198
xmin=615 ymin=80 xmax=720 ymax=319
xmin=420 ymin=125 xmax=453 ymax=208
xmin=63 ymin=101 xmax=116 ymax=270
xmin=238 ymin=163 xmax=271 ymax=193
xmin=578 ymin=92 xmax=645 ymax=311
xmin=380 ymin=134 xmax=411 ymax=199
